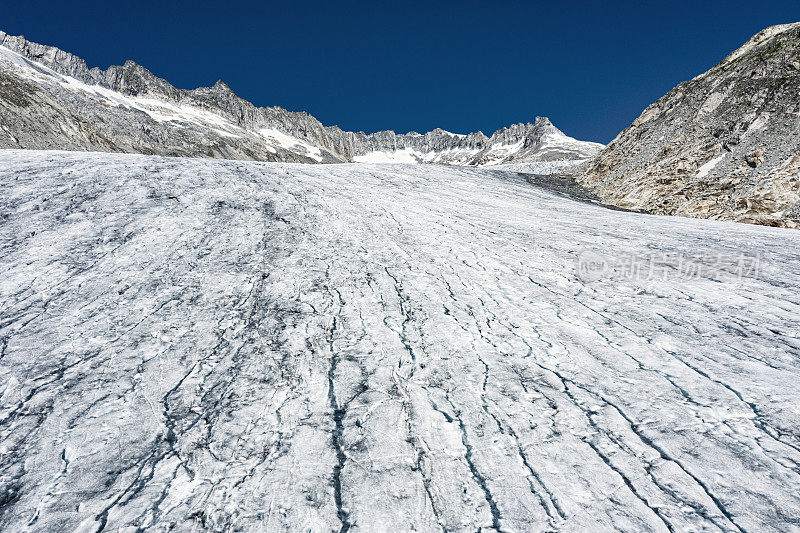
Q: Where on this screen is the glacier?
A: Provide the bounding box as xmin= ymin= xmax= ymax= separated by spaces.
xmin=1 ymin=150 xmax=799 ymax=531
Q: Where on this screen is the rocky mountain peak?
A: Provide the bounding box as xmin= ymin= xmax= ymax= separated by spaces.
xmin=101 ymin=61 xmax=180 ymax=99
xmin=0 ymin=29 xmax=602 ymax=166
xmin=714 ymin=22 xmax=800 ymax=74
xmin=211 ymin=80 xmax=235 ymax=93
xmin=580 ymin=22 xmax=800 ymax=228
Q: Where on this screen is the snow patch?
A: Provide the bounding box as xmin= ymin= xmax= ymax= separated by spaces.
xmin=259 ymin=128 xmax=323 ymax=161
xmin=353 ymin=148 xmax=424 ymax=164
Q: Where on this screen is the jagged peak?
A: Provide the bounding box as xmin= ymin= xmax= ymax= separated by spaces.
xmin=212 ymin=79 xmax=235 ymax=92
xmin=188 ymin=79 xmax=241 ymax=101
xmin=483 ymin=118 xmax=560 ymax=142
xmin=0 ymin=27 xmax=601 ymax=164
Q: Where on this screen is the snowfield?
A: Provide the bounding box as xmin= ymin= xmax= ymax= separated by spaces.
xmin=1 ymin=150 xmax=799 ymax=532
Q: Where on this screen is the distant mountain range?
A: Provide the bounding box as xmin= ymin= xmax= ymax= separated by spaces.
xmin=0 ymin=30 xmax=602 ymax=165
xmin=1 ymin=25 xmax=798 ymax=228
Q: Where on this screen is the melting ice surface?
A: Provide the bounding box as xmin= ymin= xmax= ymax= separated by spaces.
xmin=1 ymin=150 xmax=799 ymax=531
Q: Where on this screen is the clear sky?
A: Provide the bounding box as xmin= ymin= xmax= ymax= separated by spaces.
xmin=3 ymin=1 xmax=798 ymax=143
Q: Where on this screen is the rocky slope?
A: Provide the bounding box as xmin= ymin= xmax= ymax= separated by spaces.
xmin=0 ymin=30 xmax=602 ymax=165
xmin=580 ymin=23 xmax=800 ymax=228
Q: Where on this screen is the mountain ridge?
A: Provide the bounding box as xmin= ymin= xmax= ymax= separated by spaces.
xmin=0 ymin=30 xmax=602 ymax=165
xmin=579 ymin=22 xmax=800 ymax=228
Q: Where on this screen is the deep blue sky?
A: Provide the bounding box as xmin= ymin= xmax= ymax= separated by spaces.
xmin=3 ymin=1 xmax=798 ymax=142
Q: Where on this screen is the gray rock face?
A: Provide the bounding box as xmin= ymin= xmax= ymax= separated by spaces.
xmin=0 ymin=30 xmax=602 ymax=165
xmin=580 ymin=23 xmax=800 ymax=228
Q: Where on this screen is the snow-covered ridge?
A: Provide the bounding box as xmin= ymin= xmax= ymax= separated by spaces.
xmin=0 ymin=29 xmax=603 ymax=165
xmin=0 ymin=45 xmax=232 ymax=135
xmin=0 ymin=42 xmax=343 ymax=161
xmin=352 ymin=119 xmax=603 ymax=166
